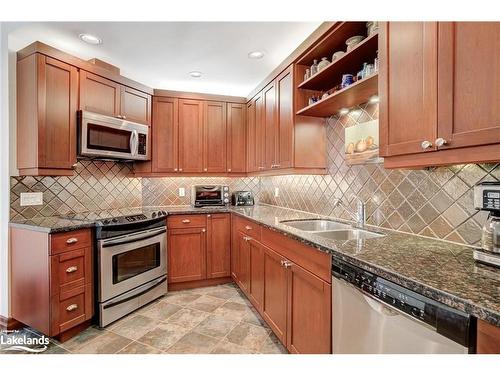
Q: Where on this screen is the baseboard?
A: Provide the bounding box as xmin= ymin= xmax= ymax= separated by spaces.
xmin=0 ymin=315 xmax=24 ymax=331
xmin=168 ymin=276 xmax=232 ymax=291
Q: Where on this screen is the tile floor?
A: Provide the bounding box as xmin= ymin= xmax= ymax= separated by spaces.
xmin=1 ymin=283 xmax=288 ymax=354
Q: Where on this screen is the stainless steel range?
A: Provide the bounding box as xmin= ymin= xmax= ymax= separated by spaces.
xmin=91 ymin=209 xmax=168 ymax=327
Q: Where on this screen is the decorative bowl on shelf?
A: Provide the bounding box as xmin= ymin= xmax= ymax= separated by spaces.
xmin=346 ymin=35 xmax=365 ymax=52
xmin=317 ymin=57 xmax=330 ymax=72
xmin=332 ymin=51 xmax=345 ymax=62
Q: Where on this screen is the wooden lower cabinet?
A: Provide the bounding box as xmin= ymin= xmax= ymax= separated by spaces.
xmin=206 ymin=214 xmax=231 ymax=278
xmin=10 ymin=227 xmax=93 ymax=339
xmin=287 ymin=263 xmax=331 ymax=354
xmin=168 ymin=227 xmax=207 ymax=283
xmin=477 ymin=319 xmax=500 ymax=354
xmin=167 ymin=214 xmax=230 ymax=288
xmin=262 ymin=245 xmax=288 ymax=344
xmin=231 ymin=215 xmax=332 ymax=353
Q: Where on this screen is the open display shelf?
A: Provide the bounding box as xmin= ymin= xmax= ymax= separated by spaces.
xmin=298 ymin=32 xmax=378 ymax=91
xmin=296 ymin=73 xmax=378 ymax=117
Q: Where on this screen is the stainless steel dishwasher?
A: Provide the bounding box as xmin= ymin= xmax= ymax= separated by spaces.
xmin=332 ymin=257 xmax=475 ymax=354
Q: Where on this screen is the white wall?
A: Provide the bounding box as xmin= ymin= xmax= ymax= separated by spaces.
xmin=0 ymin=22 xmax=11 ymax=318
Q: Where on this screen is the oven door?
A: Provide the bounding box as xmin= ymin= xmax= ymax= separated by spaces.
xmin=78 ymin=110 xmax=150 ymax=161
xmin=98 ymin=227 xmax=166 ymax=302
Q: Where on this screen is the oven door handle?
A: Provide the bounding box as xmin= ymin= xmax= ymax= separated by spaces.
xmin=129 ymin=130 xmax=138 ymax=157
xmin=102 ymin=276 xmax=167 ymax=310
xmin=101 ymin=228 xmax=166 ymax=248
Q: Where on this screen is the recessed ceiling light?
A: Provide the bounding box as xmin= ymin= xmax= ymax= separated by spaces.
xmin=339 ymin=108 xmax=349 ymax=115
xmin=248 ymin=51 xmax=265 ymax=59
xmin=369 ymin=95 xmax=379 ymax=103
xmin=79 ymin=33 xmax=102 ymax=45
xmin=189 ymin=71 xmax=202 ymax=78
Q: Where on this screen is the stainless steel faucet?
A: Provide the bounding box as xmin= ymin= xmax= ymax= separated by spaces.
xmin=333 ymin=197 xmax=366 ymax=227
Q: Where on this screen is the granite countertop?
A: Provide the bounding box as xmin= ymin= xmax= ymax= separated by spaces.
xmin=230 ymin=205 xmax=500 ymax=327
xmin=10 ymin=204 xmax=500 ymax=327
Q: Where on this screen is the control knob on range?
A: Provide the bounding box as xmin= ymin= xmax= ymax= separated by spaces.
xmin=103 ymin=219 xmax=111 ymax=225
xmin=112 ymin=218 xmax=118 ymax=223
xmin=152 ymin=212 xmax=157 ymax=218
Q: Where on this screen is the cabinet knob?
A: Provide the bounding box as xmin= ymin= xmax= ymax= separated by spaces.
xmin=66 ymin=304 xmax=78 ymax=312
xmin=243 ymin=236 xmax=252 ymax=242
xmin=66 ymin=266 xmax=78 ymax=273
xmin=207 ymin=214 xmax=211 ymax=218
xmin=283 ymin=260 xmax=293 ymax=268
xmin=116 ymin=115 xmax=123 ymax=119
xmin=227 ymin=168 xmax=231 ymax=172
xmin=179 ymin=168 xmax=183 ymax=172
xmin=174 ymin=168 xmax=178 ymax=171
xmin=258 ymin=166 xmax=265 ymax=170
xmin=202 ymin=228 xmax=206 ymax=233
xmin=122 ymin=115 xmax=127 ymax=120
xmin=435 ymin=137 xmax=447 ymax=147
xmin=204 ymin=168 xmax=208 ymax=172
xmin=245 ymin=225 xmax=252 ymax=231
xmin=421 ymin=140 xmax=433 ymax=150
xmin=66 ymin=237 xmax=78 ymax=244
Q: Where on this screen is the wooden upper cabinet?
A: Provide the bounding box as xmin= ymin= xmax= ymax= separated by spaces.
xmin=227 ymin=103 xmax=247 ymax=173
xmin=276 ymin=66 xmax=294 ymax=169
xmin=17 ymin=54 xmax=78 ymax=175
xmin=203 ymin=101 xmax=227 ymax=173
xmin=152 ymin=97 xmax=178 ymax=173
xmin=167 ymin=227 xmax=207 ymax=283
xmin=80 ymin=70 xmax=152 ymax=125
xmin=206 ymin=214 xmax=231 ymax=279
xmin=437 ymin=22 xmax=500 ymax=150
xmin=121 ymin=86 xmax=152 ymax=125
xmin=178 ymin=99 xmax=204 ymax=173
xmin=247 ymin=91 xmax=265 ymax=172
xmin=379 ymin=22 xmax=438 ymax=157
xmin=287 ymin=262 xmax=331 ymax=354
xmin=79 ymin=70 xmax=121 ymax=118
xmin=263 ymin=80 xmax=277 ymax=169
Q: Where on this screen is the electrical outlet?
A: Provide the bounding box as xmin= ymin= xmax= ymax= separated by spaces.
xmin=274 ymin=187 xmax=280 ymax=198
xmin=179 ymin=187 xmax=186 ymax=197
xmin=20 ymin=192 xmax=43 ymax=206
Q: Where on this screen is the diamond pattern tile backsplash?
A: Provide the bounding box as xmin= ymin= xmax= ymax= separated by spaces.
xmin=259 ymin=102 xmax=500 ymax=246
xmin=10 ymin=101 xmax=500 ymax=247
xmin=10 ymin=161 xmax=143 ymax=220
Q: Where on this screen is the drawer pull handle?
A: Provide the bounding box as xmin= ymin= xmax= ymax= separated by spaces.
xmin=66 ymin=237 xmax=78 ymax=244
xmin=66 ymin=266 xmax=78 ymax=273
xmin=181 ymin=219 xmax=191 ymax=224
xmin=243 ymin=236 xmax=252 ymax=242
xmin=202 ymin=228 xmax=206 ymax=233
xmin=66 ymin=304 xmax=78 ymax=312
xmin=245 ymin=225 xmax=252 ymax=231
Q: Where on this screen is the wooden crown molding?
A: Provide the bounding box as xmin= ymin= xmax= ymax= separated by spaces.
xmin=153 ymin=89 xmax=246 ymax=103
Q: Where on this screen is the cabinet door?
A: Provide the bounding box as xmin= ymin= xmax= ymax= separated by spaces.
xmin=121 ymin=86 xmax=152 ymax=125
xmin=230 ymin=219 xmax=240 ymax=282
xmin=379 ymin=22 xmax=438 ymax=157
xmin=262 ymin=246 xmax=288 ymax=344
xmin=39 ymin=56 xmax=78 ymax=169
xmin=152 ymin=97 xmax=179 ymax=173
xmin=227 ymin=103 xmax=247 ymax=173
xmin=203 ymin=101 xmax=227 ymax=173
xmin=167 ymin=227 xmax=206 ymax=283
xmin=206 ymin=214 xmax=231 ymax=279
xmin=178 ymin=99 xmax=204 ymax=173
xmin=437 ymin=22 xmax=500 ymax=149
xmin=263 ymin=80 xmax=277 ymax=169
xmin=79 ymin=70 xmax=121 ymax=117
xmin=276 ymin=66 xmax=294 ymax=169
xmin=248 ymin=239 xmax=264 ymax=312
xmin=246 ymin=99 xmax=257 ymax=172
xmin=237 ymin=231 xmax=251 ymax=293
xmin=287 ymin=263 xmax=331 ymax=354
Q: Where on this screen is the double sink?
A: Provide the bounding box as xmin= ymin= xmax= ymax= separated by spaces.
xmin=280 ymin=219 xmax=385 ymax=241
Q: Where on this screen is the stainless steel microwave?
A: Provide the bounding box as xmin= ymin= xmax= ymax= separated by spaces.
xmin=77 ymin=110 xmax=150 ymax=161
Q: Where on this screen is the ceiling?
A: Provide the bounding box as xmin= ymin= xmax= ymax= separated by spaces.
xmin=6 ymin=22 xmax=321 ymax=97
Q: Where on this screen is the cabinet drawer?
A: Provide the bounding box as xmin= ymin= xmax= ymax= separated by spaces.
xmin=233 ymin=215 xmax=261 ymax=241
xmin=50 ymin=229 xmax=91 ymax=255
xmin=57 ymin=291 xmax=86 ymax=333
xmin=50 ymin=247 xmax=92 ymax=295
xmin=168 ymin=215 xmax=207 ymax=229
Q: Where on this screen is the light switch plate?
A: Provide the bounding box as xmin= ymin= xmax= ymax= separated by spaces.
xmin=20 ymin=192 xmax=43 ymax=206
xmin=274 ymin=187 xmax=280 ymax=198
xmin=179 ymin=187 xmax=186 ymax=197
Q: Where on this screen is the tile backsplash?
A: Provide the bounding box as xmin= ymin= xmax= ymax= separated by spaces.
xmin=258 ymin=102 xmax=499 ymax=246
xmin=10 ymin=101 xmax=499 ymax=246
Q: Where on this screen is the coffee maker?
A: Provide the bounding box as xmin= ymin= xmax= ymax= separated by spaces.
xmin=473 ymin=182 xmax=500 ymax=267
